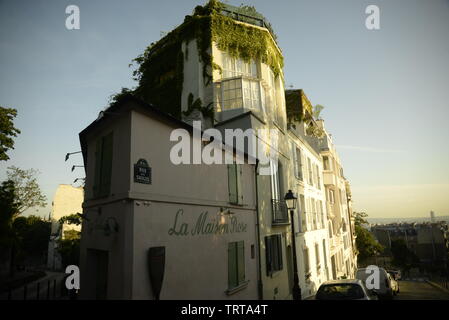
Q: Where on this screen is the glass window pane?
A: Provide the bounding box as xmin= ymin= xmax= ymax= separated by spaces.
xmin=236 ymin=88 xmax=242 ymax=98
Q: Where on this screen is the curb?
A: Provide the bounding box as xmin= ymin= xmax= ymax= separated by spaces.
xmin=426 ymin=280 xmax=449 ymax=294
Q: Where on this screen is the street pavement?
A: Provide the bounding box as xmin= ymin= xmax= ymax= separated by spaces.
xmin=394 ymin=280 xmax=449 ymax=300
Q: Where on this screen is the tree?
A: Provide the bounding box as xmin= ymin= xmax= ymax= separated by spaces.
xmin=56 ymin=215 xmax=81 ymax=267
xmin=0 ymin=106 xmax=21 ymax=161
xmin=12 ymin=215 xmax=51 ymax=266
xmin=6 ymin=166 xmax=47 ymax=216
xmin=354 ymin=211 xmax=384 ymax=262
xmin=313 ymin=104 xmax=325 ymax=119
xmin=0 ymin=180 xmax=21 ymax=250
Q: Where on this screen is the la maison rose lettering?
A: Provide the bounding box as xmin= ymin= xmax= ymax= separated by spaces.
xmin=168 ymin=209 xmax=247 ymax=236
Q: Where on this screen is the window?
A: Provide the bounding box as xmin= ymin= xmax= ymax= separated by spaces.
xmin=291 ymin=142 xmax=298 ymax=179
xmin=323 ymin=156 xmax=330 ymax=170
xmin=271 ymin=160 xmax=288 ymax=223
xmin=311 ymin=199 xmax=317 ymax=230
xmin=228 ymin=164 xmax=243 ymax=204
xmin=315 ymin=164 xmax=321 ymax=189
xmin=328 ymin=189 xmax=335 ymax=204
xmin=300 ymin=194 xmax=306 ymax=232
xmin=296 ymin=148 xmax=303 ymax=180
xmin=265 ymin=235 xmax=283 ymax=276
xmin=270 ymin=160 xmax=281 ymax=201
xmin=291 ymin=144 xmax=303 ymax=181
xmin=218 ymin=78 xmax=262 ymax=113
xmin=322 ymin=240 xmax=328 ymax=277
xmin=315 ymin=243 xmax=321 ymax=272
xmin=228 ymin=241 xmax=245 ymax=289
xmin=303 ymin=247 xmax=310 ymax=275
xmin=319 ymin=201 xmax=325 ymax=229
xmin=307 ymin=158 xmax=313 ymax=185
xmin=222 ymin=53 xmax=258 ymax=79
xmin=94 ymin=132 xmax=113 ymax=198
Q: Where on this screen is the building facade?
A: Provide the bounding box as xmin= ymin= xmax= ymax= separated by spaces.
xmin=78 ymin=1 xmax=357 ymax=299
xmin=47 ymin=184 xmax=83 ymax=270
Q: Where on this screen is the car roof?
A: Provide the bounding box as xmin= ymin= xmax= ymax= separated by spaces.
xmin=320 ymin=279 xmax=363 ymax=285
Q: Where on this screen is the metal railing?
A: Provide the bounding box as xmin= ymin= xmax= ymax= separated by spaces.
xmin=271 ymin=199 xmax=289 ymax=225
xmin=4 ymin=277 xmax=76 ymax=300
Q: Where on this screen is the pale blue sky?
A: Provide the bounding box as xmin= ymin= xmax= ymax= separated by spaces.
xmin=0 ymin=0 xmax=448 ymax=218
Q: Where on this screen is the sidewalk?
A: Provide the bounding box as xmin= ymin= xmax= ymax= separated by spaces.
xmin=426 ymin=280 xmax=449 ymax=294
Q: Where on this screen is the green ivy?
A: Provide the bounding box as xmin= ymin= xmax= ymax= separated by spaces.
xmin=183 ymin=93 xmax=214 ymax=120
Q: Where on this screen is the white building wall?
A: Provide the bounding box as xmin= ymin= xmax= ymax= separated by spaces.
xmin=47 ymin=184 xmax=83 ymax=270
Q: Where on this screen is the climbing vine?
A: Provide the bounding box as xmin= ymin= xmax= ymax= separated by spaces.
xmin=182 ymin=93 xmax=214 ymax=119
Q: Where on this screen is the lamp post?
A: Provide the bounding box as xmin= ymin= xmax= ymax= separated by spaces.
xmin=285 ymin=190 xmax=302 ymax=300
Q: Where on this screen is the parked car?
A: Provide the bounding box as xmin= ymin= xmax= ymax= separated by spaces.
xmin=387 ymin=271 xmax=400 ymax=294
xmin=387 ymin=270 xmax=402 ymax=281
xmin=356 ymin=267 xmax=394 ymax=300
xmin=315 ymin=279 xmax=377 ymax=300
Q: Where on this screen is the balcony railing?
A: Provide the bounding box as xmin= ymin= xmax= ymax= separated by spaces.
xmin=271 ymin=199 xmax=289 ymax=225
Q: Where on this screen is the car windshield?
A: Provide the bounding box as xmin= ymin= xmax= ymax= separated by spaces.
xmin=316 ymin=284 xmax=365 ymax=300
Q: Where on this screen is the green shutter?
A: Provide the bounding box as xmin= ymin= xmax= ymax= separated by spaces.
xmin=93 ymin=138 xmax=102 ymax=198
xmin=237 ymin=165 xmax=243 ymax=204
xmin=277 ymin=235 xmax=283 ymax=270
xmin=228 ymin=242 xmax=237 ymax=288
xmin=237 ymin=241 xmax=245 ymax=283
xmin=227 ymin=164 xmax=238 ymax=204
xmin=99 ymin=132 xmax=113 ymax=197
xmin=265 ymin=236 xmax=272 ymax=276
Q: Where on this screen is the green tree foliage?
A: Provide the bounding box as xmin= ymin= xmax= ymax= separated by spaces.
xmin=12 ymin=215 xmax=51 ymax=265
xmin=354 ymin=211 xmax=384 ymax=262
xmin=58 ymin=214 xmax=82 ymax=226
xmin=6 ymin=166 xmax=47 ymax=215
xmin=313 ymin=104 xmax=325 ymax=119
xmin=390 ymin=239 xmax=419 ymax=272
xmin=0 ymin=180 xmax=21 ymax=247
xmin=56 ymin=215 xmax=81 ymax=268
xmin=0 ymin=106 xmax=21 ymax=161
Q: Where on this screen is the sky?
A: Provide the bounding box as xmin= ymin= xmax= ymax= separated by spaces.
xmin=0 ymin=0 xmax=448 ymax=219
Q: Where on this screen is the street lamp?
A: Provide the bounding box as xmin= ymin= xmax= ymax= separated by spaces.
xmin=65 ymin=151 xmax=82 ymax=162
xmin=284 ymin=190 xmax=302 ymax=300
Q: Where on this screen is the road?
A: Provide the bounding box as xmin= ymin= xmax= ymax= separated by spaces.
xmin=394 ymin=280 xmax=449 ymax=300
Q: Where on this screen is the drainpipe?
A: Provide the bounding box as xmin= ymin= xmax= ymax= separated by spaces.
xmin=254 ymin=159 xmax=263 ymax=300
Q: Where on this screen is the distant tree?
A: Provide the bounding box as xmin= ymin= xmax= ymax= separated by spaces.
xmin=0 ymin=180 xmax=22 ymax=275
xmin=0 ymin=180 xmax=21 ymax=248
xmin=354 ymin=211 xmax=384 ymax=262
xmin=13 ymin=215 xmax=51 ymax=266
xmin=313 ymin=104 xmax=325 ymax=119
xmin=56 ymin=215 xmax=81 ymax=268
xmin=6 ymin=166 xmax=47 ymax=216
xmin=0 ymin=106 xmax=21 ymax=161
